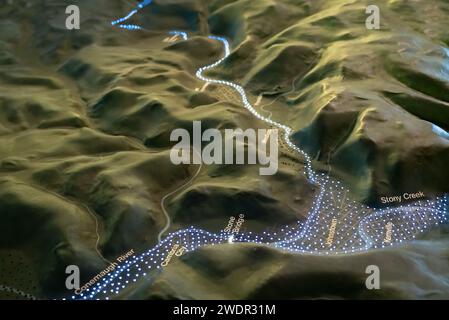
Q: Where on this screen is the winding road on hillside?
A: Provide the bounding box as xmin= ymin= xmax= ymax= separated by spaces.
xmin=69 ymin=0 xmax=449 ymax=300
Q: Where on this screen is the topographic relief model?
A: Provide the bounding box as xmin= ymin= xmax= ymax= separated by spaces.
xmin=0 ymin=0 xmax=449 ymax=301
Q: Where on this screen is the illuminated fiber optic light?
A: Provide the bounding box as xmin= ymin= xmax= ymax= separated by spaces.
xmin=111 ymin=9 xmax=138 ymax=26
xmin=433 ymin=123 xmax=449 ymax=140
xmin=77 ymin=189 xmax=447 ymax=299
xmin=169 ymin=30 xmax=188 ymax=41
xmin=80 ymin=192 xmax=447 ymax=299
xmin=117 ymin=24 xmax=142 ymax=30
xmin=74 ymin=1 xmax=449 ymax=300
xmin=195 ymin=35 xmax=315 ymax=183
xmin=111 ymin=0 xmax=152 ymax=29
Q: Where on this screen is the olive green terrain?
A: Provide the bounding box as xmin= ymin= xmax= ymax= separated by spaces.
xmin=0 ymin=0 xmax=448 ymax=299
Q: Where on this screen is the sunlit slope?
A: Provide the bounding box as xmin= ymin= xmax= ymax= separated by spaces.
xmin=207 ymin=0 xmax=449 ymax=200
xmin=129 ymin=240 xmax=449 ymax=299
xmin=1 ymin=0 xmax=449 ymax=299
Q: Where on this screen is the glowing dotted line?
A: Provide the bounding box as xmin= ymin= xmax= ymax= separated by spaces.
xmin=68 ymin=0 xmax=449 ymax=300
xmin=117 ymin=24 xmax=142 ymax=30
xmin=0 ymin=285 xmax=37 ymax=300
xmin=111 ymin=9 xmax=138 ymax=26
